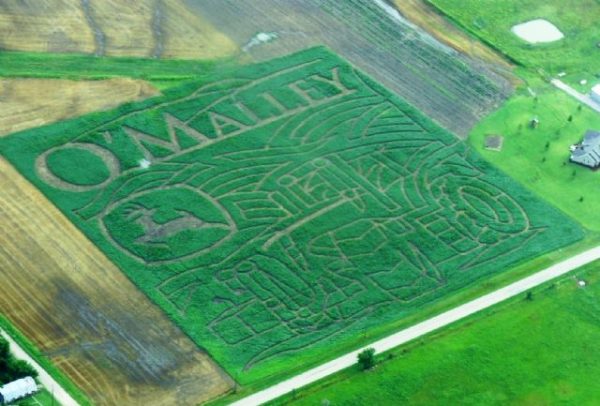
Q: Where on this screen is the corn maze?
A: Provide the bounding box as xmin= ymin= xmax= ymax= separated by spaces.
xmin=0 ymin=47 xmax=582 ymax=379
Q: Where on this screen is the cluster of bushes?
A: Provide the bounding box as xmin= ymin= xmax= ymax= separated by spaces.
xmin=0 ymin=337 xmax=37 ymax=385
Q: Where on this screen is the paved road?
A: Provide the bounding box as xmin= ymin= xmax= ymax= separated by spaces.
xmin=551 ymin=79 xmax=600 ymax=114
xmin=0 ymin=329 xmax=79 ymax=406
xmin=231 ymin=246 xmax=600 ymax=406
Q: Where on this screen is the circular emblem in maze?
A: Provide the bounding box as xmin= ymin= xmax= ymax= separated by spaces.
xmin=101 ymin=186 xmax=235 ymax=263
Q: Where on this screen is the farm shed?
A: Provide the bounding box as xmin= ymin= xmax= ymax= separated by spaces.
xmin=592 ymin=84 xmax=600 ymax=104
xmin=484 ymin=135 xmax=504 ymax=151
xmin=0 ymin=376 xmax=37 ymax=404
xmin=570 ymin=130 xmax=600 ymax=169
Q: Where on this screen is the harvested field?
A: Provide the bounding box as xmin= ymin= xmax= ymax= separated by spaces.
xmin=0 ymin=0 xmax=95 ymax=54
xmin=0 ymin=78 xmax=158 ymax=136
xmin=184 ymin=0 xmax=514 ymax=136
xmin=0 ymin=0 xmax=236 ymax=59
xmin=0 ymin=158 xmax=233 ymax=404
xmin=390 ymin=0 xmax=513 ymax=72
xmin=0 ymin=47 xmax=582 ymax=383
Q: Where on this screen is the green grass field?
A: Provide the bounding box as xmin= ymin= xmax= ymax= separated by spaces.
xmin=16 ymin=389 xmax=57 ymax=406
xmin=0 ymin=47 xmax=583 ymax=383
xmin=469 ymin=73 xmax=600 ymax=231
xmin=0 ymin=50 xmax=233 ymax=90
xmin=276 ymin=261 xmax=600 ymax=405
xmin=429 ymin=0 xmax=600 ymax=83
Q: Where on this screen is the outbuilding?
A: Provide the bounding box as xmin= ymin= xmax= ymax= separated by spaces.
xmin=0 ymin=377 xmax=37 ymax=405
xmin=591 ymin=84 xmax=600 ymax=104
xmin=570 ymin=130 xmax=600 ymax=169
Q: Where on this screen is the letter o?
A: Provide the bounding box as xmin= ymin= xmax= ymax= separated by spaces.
xmin=36 ymin=143 xmax=121 ymax=192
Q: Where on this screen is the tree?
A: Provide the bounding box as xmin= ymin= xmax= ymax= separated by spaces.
xmin=357 ymin=347 xmax=376 ymax=370
xmin=0 ymin=337 xmax=37 ymax=384
xmin=526 ymin=291 xmax=534 ymax=301
xmin=568 ymin=114 xmax=573 ymax=122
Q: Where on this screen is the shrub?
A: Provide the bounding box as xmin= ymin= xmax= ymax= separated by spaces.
xmin=0 ymin=337 xmax=37 ymax=384
xmin=358 ymin=347 xmax=376 ymax=370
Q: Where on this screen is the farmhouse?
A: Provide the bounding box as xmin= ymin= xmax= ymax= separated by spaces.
xmin=0 ymin=376 xmax=37 ymax=405
xmin=570 ymin=130 xmax=600 ymax=169
xmin=591 ymin=84 xmax=600 ymax=104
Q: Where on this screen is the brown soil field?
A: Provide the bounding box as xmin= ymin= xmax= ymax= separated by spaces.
xmin=184 ymin=0 xmax=515 ymax=136
xmin=0 ymin=0 xmax=236 ymax=58
xmin=0 ymin=78 xmax=158 ymax=136
xmin=0 ymin=0 xmax=95 ymax=54
xmin=0 ymin=158 xmax=233 ymax=404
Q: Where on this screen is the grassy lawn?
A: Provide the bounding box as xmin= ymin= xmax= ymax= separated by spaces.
xmin=469 ymin=73 xmax=600 ymax=231
xmin=276 ymin=261 xmax=600 ymax=405
xmin=16 ymin=389 xmax=58 ymax=406
xmin=428 ymin=0 xmax=600 ymax=83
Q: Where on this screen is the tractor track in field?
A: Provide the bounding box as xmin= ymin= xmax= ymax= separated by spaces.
xmin=150 ymin=0 xmax=165 ymax=58
xmin=80 ymin=0 xmax=106 ymax=56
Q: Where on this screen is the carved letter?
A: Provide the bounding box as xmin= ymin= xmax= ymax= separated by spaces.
xmin=208 ymin=111 xmax=248 ymax=138
xmin=36 ymin=143 xmax=121 ymax=192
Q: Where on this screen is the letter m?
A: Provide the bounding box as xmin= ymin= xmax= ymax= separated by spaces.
xmin=123 ymin=113 xmax=210 ymax=161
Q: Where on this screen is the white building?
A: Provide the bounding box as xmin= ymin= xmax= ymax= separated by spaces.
xmin=591 ymin=84 xmax=600 ymax=104
xmin=570 ymin=130 xmax=600 ymax=169
xmin=0 ymin=377 xmax=37 ymax=404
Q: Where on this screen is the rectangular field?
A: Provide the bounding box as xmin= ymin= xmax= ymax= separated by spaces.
xmin=0 ymin=47 xmax=583 ymax=382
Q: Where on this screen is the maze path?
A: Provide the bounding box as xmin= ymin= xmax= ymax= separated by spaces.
xmin=0 ymin=47 xmax=582 ymax=376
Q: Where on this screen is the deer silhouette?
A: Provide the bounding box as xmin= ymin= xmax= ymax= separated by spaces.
xmin=125 ymin=203 xmax=229 ymax=246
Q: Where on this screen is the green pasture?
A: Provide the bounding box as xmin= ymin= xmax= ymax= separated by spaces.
xmin=0 ymin=50 xmax=234 ymax=90
xmin=277 ymin=261 xmax=600 ymax=405
xmin=469 ymin=74 xmax=600 ymax=231
xmin=429 ymin=0 xmax=600 ymax=83
xmin=16 ymin=389 xmax=57 ymax=406
xmin=0 ymin=47 xmax=583 ymax=384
